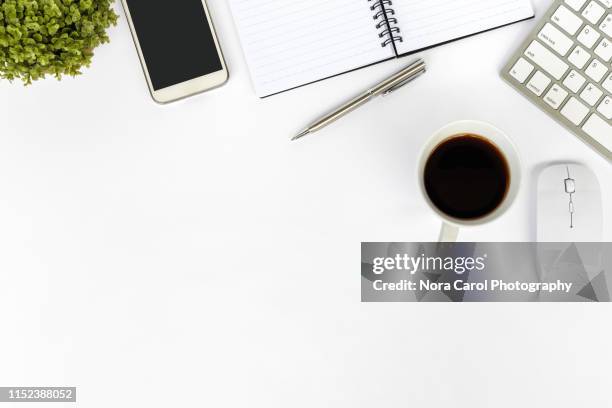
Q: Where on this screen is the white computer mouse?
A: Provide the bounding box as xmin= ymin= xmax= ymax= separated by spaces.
xmin=537 ymin=163 xmax=603 ymax=242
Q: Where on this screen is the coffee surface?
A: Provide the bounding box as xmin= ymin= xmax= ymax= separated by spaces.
xmin=424 ymin=134 xmax=510 ymax=220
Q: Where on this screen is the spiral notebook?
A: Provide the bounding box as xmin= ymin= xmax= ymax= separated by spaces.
xmin=229 ymin=0 xmax=535 ymax=97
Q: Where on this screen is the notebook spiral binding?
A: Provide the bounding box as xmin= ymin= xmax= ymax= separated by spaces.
xmin=368 ymin=0 xmax=403 ymax=47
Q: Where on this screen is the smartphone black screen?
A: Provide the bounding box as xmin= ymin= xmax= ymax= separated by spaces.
xmin=126 ymin=0 xmax=223 ymax=90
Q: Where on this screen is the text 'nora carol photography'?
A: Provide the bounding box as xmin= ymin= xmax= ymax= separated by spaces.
xmin=372 ymin=279 xmax=573 ymax=294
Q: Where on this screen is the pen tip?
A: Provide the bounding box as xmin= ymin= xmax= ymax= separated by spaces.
xmin=291 ymin=129 xmax=310 ymax=141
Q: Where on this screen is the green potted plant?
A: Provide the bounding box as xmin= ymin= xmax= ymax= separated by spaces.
xmin=0 ymin=0 xmax=118 ymax=84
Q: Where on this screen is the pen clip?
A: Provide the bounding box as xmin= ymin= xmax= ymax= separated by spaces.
xmin=382 ymin=67 xmax=426 ymax=96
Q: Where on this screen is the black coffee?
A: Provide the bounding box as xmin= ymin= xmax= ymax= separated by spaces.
xmin=424 ymin=134 xmax=510 ymax=220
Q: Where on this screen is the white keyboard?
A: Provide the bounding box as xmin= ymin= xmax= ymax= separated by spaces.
xmin=502 ymin=0 xmax=612 ymax=162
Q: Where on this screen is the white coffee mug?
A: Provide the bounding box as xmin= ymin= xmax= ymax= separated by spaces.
xmin=417 ymin=120 xmax=522 ymax=242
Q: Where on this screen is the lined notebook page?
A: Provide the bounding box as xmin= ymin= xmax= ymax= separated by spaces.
xmin=229 ymin=0 xmax=392 ymax=97
xmin=393 ymin=0 xmax=535 ymax=55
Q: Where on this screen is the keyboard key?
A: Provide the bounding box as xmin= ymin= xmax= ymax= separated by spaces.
xmin=598 ymin=0 xmax=612 ymax=7
xmin=539 ymin=23 xmax=574 ymax=56
xmin=594 ymin=37 xmax=612 ymax=62
xmin=509 ymin=58 xmax=534 ymax=83
xmin=603 ymin=72 xmax=612 ymax=92
xmin=544 ymin=84 xmax=570 ymax=109
xmin=597 ymin=96 xmax=612 ymax=119
xmin=577 ymin=25 xmax=601 ymax=48
xmin=579 ymin=82 xmax=604 ymax=105
xmin=525 ymin=41 xmax=570 ymax=80
xmin=583 ymin=114 xmax=612 ymax=151
xmin=565 ymin=0 xmax=588 ymax=11
xmin=568 ymin=45 xmax=591 ymax=68
xmin=528 ymin=71 xmax=552 ymax=95
xmin=582 ymin=1 xmax=606 ymax=24
xmin=585 ymin=58 xmax=608 ymax=81
xmin=553 ymin=5 xmax=584 ymax=35
xmin=601 ymin=15 xmax=612 ymax=37
xmin=562 ymin=97 xmax=590 ymax=124
xmin=564 ymin=70 xmax=587 ymax=92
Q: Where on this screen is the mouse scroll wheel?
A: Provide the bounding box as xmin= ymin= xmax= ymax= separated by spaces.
xmin=564 ymin=178 xmax=576 ymax=194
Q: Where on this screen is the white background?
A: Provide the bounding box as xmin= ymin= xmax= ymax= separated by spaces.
xmin=0 ymin=0 xmax=611 ymax=406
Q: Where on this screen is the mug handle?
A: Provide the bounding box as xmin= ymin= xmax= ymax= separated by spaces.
xmin=439 ymin=222 xmax=459 ymax=242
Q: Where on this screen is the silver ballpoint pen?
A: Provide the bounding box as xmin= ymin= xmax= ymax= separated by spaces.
xmin=292 ymin=58 xmax=426 ymax=141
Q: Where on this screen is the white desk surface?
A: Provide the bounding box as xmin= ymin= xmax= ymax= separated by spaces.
xmin=1 ymin=0 xmax=611 ymax=406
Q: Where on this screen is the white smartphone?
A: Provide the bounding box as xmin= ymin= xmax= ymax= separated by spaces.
xmin=121 ymin=0 xmax=228 ymax=103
